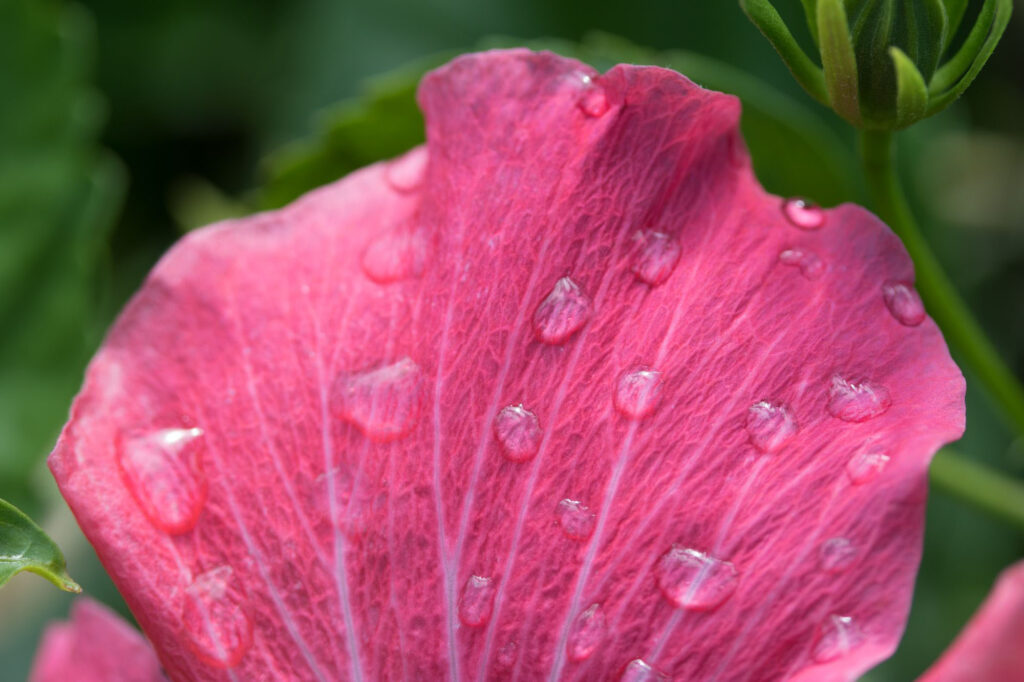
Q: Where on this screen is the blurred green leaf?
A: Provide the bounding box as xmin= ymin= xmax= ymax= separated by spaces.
xmin=0 ymin=498 xmax=79 ymax=593
xmin=0 ymin=0 xmax=124 ymax=507
xmin=891 ymin=46 xmax=930 ymax=127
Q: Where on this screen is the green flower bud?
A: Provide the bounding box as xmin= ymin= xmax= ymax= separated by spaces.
xmin=741 ymin=0 xmax=1012 ymax=130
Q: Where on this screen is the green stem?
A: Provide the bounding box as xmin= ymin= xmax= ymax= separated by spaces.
xmin=931 ymin=449 xmax=1024 ymax=532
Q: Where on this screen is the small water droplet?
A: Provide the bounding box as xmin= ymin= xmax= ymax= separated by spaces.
xmin=182 ymin=566 xmax=252 ymax=668
xmin=118 ymin=427 xmax=206 ymax=534
xmin=459 ymin=575 xmax=496 ymax=627
xmin=819 ymin=538 xmax=857 ymax=574
xmin=745 ymin=401 xmax=798 ymax=453
xmin=568 ymin=603 xmax=605 ymax=661
xmin=779 ymin=248 xmax=825 ymax=280
xmin=827 ymin=376 xmax=891 ymax=422
xmin=361 ymin=226 xmax=428 ymax=283
xmin=497 ymin=641 xmax=518 ymax=667
xmin=384 ymin=148 xmax=426 ymax=193
xmin=556 ymin=499 xmax=596 ymax=541
xmin=782 ymin=197 xmax=826 ymax=230
xmin=882 ymin=281 xmax=926 ymax=327
xmin=620 ymin=659 xmax=667 ymax=682
xmin=614 ymin=367 xmax=663 ymax=420
xmin=846 ymin=451 xmax=890 ymax=485
xmin=533 ymin=277 xmax=591 ymax=344
xmin=577 ymin=75 xmax=609 ymax=117
xmin=493 ymin=405 xmax=542 ymax=462
xmin=333 ymin=358 xmax=423 ymax=442
xmin=812 ymin=615 xmax=863 ymax=663
xmin=655 ymin=546 xmax=739 ymax=611
xmin=630 ymin=231 xmax=681 ymax=286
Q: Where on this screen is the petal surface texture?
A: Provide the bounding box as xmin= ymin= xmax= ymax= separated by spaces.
xmin=49 ymin=50 xmax=965 ymax=681
xmin=29 ymin=597 xmax=165 ymax=682
xmin=919 ymin=560 xmax=1024 ymax=682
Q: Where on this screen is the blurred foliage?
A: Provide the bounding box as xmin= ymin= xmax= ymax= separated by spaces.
xmin=0 ymin=1 xmax=1021 ymax=680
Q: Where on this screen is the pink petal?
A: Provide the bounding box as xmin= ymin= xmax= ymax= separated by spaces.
xmin=919 ymin=560 xmax=1024 ymax=681
xmin=30 ymin=597 xmax=164 ymax=682
xmin=49 ymin=50 xmax=964 ymax=680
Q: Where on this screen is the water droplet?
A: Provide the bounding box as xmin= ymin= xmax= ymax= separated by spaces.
xmin=182 ymin=566 xmax=252 ymax=668
xmin=533 ymin=277 xmax=591 ymax=344
xmin=630 ymin=230 xmax=681 ymax=286
xmin=819 ymin=538 xmax=857 ymax=573
xmin=846 ymin=451 xmax=890 ymax=485
xmin=812 ymin=615 xmax=863 ymax=663
xmin=827 ymin=376 xmax=891 ymax=423
xmin=458 ymin=575 xmax=496 ymax=627
xmin=745 ymin=401 xmax=798 ymax=453
xmin=497 ymin=641 xmax=518 ymax=667
xmin=118 ymin=427 xmax=207 ymax=534
xmin=620 ymin=659 xmax=667 ymax=682
xmin=333 ymin=358 xmax=423 ymax=442
xmin=782 ymin=197 xmax=826 ymax=230
xmin=568 ymin=603 xmax=605 ymax=661
xmin=779 ymin=248 xmax=825 ymax=280
xmin=556 ymin=499 xmax=596 ymax=541
xmin=361 ymin=226 xmax=428 ymax=283
xmin=493 ymin=404 xmax=542 ymax=462
xmin=614 ymin=367 xmax=663 ymax=420
xmin=882 ymin=281 xmax=926 ymax=327
xmin=577 ymin=75 xmax=609 ymax=117
xmin=655 ymin=546 xmax=739 ymax=611
xmin=384 ymin=148 xmax=426 ymax=193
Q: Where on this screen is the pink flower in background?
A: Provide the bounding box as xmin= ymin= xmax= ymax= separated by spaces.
xmin=40 ymin=50 xmax=966 ymax=680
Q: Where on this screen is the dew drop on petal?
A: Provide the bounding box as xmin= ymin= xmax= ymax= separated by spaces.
xmin=614 ymin=367 xmax=663 ymax=420
xmin=782 ymin=197 xmax=826 ymax=230
xmin=827 ymin=376 xmax=891 ymax=422
xmin=533 ymin=277 xmax=591 ymax=344
xmin=818 ymin=537 xmax=857 ymax=574
xmin=182 ymin=566 xmax=253 ymax=669
xmin=384 ymin=148 xmax=427 ymax=193
xmin=745 ymin=401 xmax=798 ymax=453
xmin=812 ymin=615 xmax=863 ymax=663
xmin=333 ymin=358 xmax=423 ymax=442
xmin=361 ymin=226 xmax=428 ymax=283
xmin=630 ymin=230 xmax=681 ymax=286
xmin=620 ymin=659 xmax=668 ymax=682
xmin=568 ymin=603 xmax=605 ymax=661
xmin=846 ymin=451 xmax=890 ymax=485
xmin=882 ymin=281 xmax=926 ymax=327
xmin=118 ymin=427 xmax=207 ymax=534
xmin=577 ymin=75 xmax=609 ymax=117
xmin=458 ymin=575 xmax=496 ymax=627
xmin=779 ymin=248 xmax=825 ymax=280
xmin=655 ymin=547 xmax=739 ymax=611
xmin=556 ymin=499 xmax=596 ymax=541
xmin=494 ymin=404 xmax=542 ymax=462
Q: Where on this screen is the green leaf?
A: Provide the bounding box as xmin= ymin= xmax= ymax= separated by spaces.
xmin=799 ymin=0 xmax=820 ymax=45
xmin=942 ymin=0 xmax=970 ymax=46
xmin=890 ymin=46 xmax=929 ymax=127
xmin=0 ymin=498 xmax=80 ymax=593
xmin=739 ymin=0 xmax=828 ymax=104
xmin=817 ymin=0 xmax=862 ymax=125
xmin=928 ymin=0 xmax=1011 ymax=113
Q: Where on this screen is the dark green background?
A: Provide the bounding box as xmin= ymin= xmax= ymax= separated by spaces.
xmin=0 ymin=0 xmax=1022 ymax=679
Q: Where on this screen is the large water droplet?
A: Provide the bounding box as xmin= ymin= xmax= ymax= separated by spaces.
xmin=655 ymin=547 xmax=739 ymax=611
xmin=361 ymin=226 xmax=428 ymax=283
xmin=779 ymin=248 xmax=825 ymax=280
xmin=782 ymin=197 xmax=826 ymax=230
xmin=812 ymin=615 xmax=863 ymax=663
xmin=459 ymin=575 xmax=496 ymax=627
xmin=745 ymin=401 xmax=798 ymax=453
xmin=333 ymin=358 xmax=423 ymax=442
xmin=118 ymin=427 xmax=207 ymax=534
xmin=533 ymin=277 xmax=591 ymax=344
xmin=493 ymin=404 xmax=542 ymax=462
xmin=577 ymin=75 xmax=609 ymax=117
xmin=556 ymin=499 xmax=596 ymax=541
xmin=630 ymin=230 xmax=681 ymax=286
xmin=882 ymin=281 xmax=926 ymax=327
xmin=845 ymin=451 xmax=890 ymax=485
xmin=620 ymin=659 xmax=667 ymax=682
xmin=182 ymin=566 xmax=253 ymax=668
xmin=614 ymin=367 xmax=663 ymax=420
xmin=827 ymin=376 xmax=891 ymax=422
xmin=568 ymin=603 xmax=605 ymax=661
xmin=384 ymin=149 xmax=426 ymax=193
xmin=818 ymin=538 xmax=857 ymax=574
